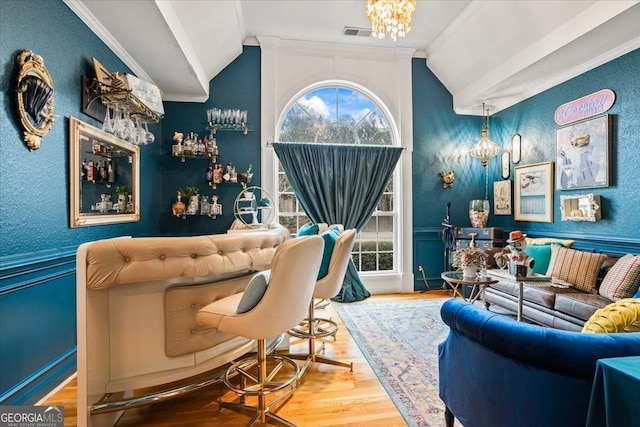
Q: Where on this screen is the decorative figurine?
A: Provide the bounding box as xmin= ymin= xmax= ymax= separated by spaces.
xmin=504 ymin=230 xmax=535 ymax=278
xmin=441 ymin=170 xmax=455 ymax=188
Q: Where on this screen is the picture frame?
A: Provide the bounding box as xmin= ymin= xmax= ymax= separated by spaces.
xmin=511 ymin=134 xmax=521 ymax=164
xmin=494 ymin=180 xmax=512 ymax=215
xmin=514 ymin=161 xmax=554 ymax=223
xmin=555 ymin=114 xmax=611 ymax=190
xmin=501 ymin=151 xmax=510 ymax=179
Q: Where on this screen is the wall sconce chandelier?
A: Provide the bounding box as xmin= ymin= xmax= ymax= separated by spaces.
xmin=366 ymin=0 xmax=416 ymax=41
xmin=470 ymin=103 xmax=501 ymax=200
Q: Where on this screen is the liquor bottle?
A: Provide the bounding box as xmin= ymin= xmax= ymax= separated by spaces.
xmin=81 ymin=158 xmax=87 ymax=181
xmin=99 ymin=161 xmax=107 ymax=182
xmin=107 ymin=159 xmax=115 ymax=183
xmin=206 ymin=163 xmax=214 ymax=183
xmin=87 ymin=161 xmax=94 ymax=182
xmin=213 ymin=164 xmax=223 ymax=185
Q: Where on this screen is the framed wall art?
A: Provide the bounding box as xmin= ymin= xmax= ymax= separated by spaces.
xmin=501 ymin=151 xmax=510 ymax=179
xmin=514 ymin=161 xmax=554 ymax=223
xmin=494 ymin=180 xmax=512 ymax=215
xmin=555 ymin=114 xmax=611 ymax=190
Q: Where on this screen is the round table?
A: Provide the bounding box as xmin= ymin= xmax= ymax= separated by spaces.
xmin=440 ymin=271 xmax=498 ymax=304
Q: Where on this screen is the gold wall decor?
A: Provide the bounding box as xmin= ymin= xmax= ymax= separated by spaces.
xmin=15 ymin=50 xmax=55 ymax=151
xmin=441 ymin=170 xmax=455 ymax=188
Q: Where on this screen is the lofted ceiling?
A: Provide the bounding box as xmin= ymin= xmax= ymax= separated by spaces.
xmin=64 ymin=0 xmax=640 ymax=115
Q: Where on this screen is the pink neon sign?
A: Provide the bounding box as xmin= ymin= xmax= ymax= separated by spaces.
xmin=554 ymin=89 xmax=615 ymax=125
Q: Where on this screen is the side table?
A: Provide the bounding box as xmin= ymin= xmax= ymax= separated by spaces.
xmin=441 ymin=271 xmax=498 ymax=304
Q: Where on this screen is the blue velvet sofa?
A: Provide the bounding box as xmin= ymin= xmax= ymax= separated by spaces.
xmin=438 ymin=299 xmax=640 ymax=427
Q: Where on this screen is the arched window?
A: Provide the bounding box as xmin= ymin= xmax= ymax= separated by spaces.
xmin=276 ymin=84 xmax=398 ymax=273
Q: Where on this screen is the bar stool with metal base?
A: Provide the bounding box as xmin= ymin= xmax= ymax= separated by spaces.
xmin=196 ymin=236 xmax=324 ymax=427
xmin=285 ymin=229 xmax=357 ymax=373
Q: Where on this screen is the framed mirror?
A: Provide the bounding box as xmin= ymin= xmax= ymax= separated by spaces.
xmin=559 ymin=193 xmax=601 ymax=222
xmin=69 ymin=117 xmax=140 ymax=227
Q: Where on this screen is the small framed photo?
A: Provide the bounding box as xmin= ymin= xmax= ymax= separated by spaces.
xmin=512 ymin=134 xmax=521 ymax=164
xmin=501 ymin=151 xmax=510 ymax=179
xmin=555 ymin=114 xmax=611 ymax=190
xmin=514 ymin=161 xmax=554 ymax=223
xmin=494 ymin=180 xmax=512 ymax=215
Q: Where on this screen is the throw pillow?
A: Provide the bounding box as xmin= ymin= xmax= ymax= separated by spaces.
xmin=524 ymin=244 xmax=555 ymax=275
xmin=546 ymin=245 xmax=607 ymax=294
xmin=582 ymin=298 xmax=640 ymax=333
xmin=526 ymin=237 xmax=575 ymax=248
xmin=598 ymin=254 xmax=640 ymax=301
xmin=298 ymin=223 xmax=320 ymax=236
xmin=236 ymin=270 xmax=271 ymax=314
xmin=318 ymin=226 xmax=341 ymax=279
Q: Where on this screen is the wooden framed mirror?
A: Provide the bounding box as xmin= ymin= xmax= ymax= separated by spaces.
xmin=69 ymin=117 xmax=140 ymax=227
xmin=559 ymin=193 xmax=601 ymax=222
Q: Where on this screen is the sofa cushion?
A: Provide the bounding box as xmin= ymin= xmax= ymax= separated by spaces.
xmin=546 ymin=246 xmax=608 ymax=294
xmin=318 ymin=226 xmax=341 ymax=279
xmin=582 ymin=298 xmax=640 ymax=333
xmin=598 ymin=254 xmax=640 ymax=301
xmin=554 ymin=293 xmax=612 ymax=322
xmin=236 ymin=270 xmax=271 ymax=314
xmin=298 ymin=223 xmax=320 ymax=236
xmin=489 ymin=281 xmax=576 ymax=309
xmin=525 ymin=244 xmax=554 ymax=275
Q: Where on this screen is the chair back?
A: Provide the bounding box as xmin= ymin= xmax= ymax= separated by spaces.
xmin=209 ymin=235 xmax=324 ymax=340
xmin=315 ymin=229 xmax=356 ymax=299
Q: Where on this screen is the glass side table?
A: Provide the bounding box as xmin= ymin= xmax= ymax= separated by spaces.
xmin=441 ymin=271 xmax=498 ymax=304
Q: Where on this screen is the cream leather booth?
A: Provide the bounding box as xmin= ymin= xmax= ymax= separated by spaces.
xmin=75 ymin=226 xmax=289 ymax=427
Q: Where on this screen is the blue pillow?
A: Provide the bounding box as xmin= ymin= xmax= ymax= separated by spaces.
xmin=525 ymin=244 xmax=554 ymax=275
xmin=236 ymin=270 xmax=271 ymax=314
xmin=318 ymin=227 xmax=341 ymax=279
xmin=298 ymin=223 xmax=319 ymax=236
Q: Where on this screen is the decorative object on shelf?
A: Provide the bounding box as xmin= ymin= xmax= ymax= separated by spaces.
xmin=69 ymin=117 xmax=140 ymax=228
xmin=556 ymin=114 xmax=611 ymax=190
xmin=469 ymin=199 xmax=489 ymax=228
xmin=501 ymin=151 xmax=511 ymax=179
xmin=206 ymin=107 xmax=250 ymax=134
xmin=172 ymin=190 xmax=186 ymax=217
xmin=514 ymin=161 xmax=554 ymax=223
xmin=238 ymin=164 xmax=253 ymax=186
xmin=452 ymin=234 xmax=488 ymax=278
xmin=366 ymin=0 xmax=416 ymax=41
xmin=115 ymin=185 xmax=132 ymax=213
xmin=172 ymin=130 xmax=218 ymax=162
xmin=440 ymin=170 xmax=455 ymax=188
xmin=560 ymin=193 xmax=601 ymax=222
xmin=82 ymin=57 xmax=162 ymax=145
xmin=493 ymin=180 xmax=512 ymax=216
xmin=182 ymin=186 xmax=200 ymax=215
xmin=15 ymin=50 xmax=55 ymax=151
xmin=234 ymin=186 xmax=274 ymax=228
xmin=511 ymin=134 xmax=521 ymax=164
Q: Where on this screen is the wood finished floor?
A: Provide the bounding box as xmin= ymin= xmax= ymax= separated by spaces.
xmin=43 ymin=291 xmax=450 ymax=427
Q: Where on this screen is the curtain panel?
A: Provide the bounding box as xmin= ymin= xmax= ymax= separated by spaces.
xmin=273 ymin=142 xmax=403 ymax=302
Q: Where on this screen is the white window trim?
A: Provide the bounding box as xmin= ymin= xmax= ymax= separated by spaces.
xmin=258 ymin=37 xmax=414 ymax=294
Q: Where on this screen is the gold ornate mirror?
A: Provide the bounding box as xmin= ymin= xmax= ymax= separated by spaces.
xmin=69 ymin=117 xmax=140 ymax=227
xmin=15 ymin=51 xmax=55 ymax=151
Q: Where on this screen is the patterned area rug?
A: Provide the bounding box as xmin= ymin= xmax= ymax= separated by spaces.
xmin=333 ymin=298 xmax=450 ymax=427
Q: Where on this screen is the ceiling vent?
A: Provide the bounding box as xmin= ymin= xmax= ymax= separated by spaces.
xmin=343 ymin=26 xmax=372 ymax=37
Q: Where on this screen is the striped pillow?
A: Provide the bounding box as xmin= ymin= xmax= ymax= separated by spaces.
xmin=598 ymin=254 xmax=640 ymax=301
xmin=546 ymin=245 xmax=607 ymax=294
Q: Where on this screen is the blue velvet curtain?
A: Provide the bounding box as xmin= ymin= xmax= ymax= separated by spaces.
xmin=273 ymin=142 xmax=403 ymax=302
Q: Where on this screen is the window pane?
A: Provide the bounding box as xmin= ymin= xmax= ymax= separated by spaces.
xmin=377 ymin=193 xmax=393 ymax=211
xmin=378 ymin=216 xmax=393 ymax=233
xmin=279 ymin=193 xmax=297 ymax=213
xmin=356 ymin=109 xmax=392 ymax=145
xmin=279 ymin=104 xmax=317 ymax=143
xmin=278 ymin=173 xmax=292 ymax=192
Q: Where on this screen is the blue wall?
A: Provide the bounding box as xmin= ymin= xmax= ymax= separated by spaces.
xmin=159 ymin=46 xmax=262 ymax=236
xmin=0 ymin=0 xmax=160 ymax=404
xmin=411 ymin=49 xmax=640 ymax=289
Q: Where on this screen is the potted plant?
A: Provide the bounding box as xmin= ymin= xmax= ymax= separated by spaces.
xmin=453 ymin=247 xmax=488 ymax=278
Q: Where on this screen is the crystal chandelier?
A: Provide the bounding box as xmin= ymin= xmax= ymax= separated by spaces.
xmin=469 ymin=103 xmax=500 ymax=167
xmin=366 ymin=0 xmax=417 ymax=41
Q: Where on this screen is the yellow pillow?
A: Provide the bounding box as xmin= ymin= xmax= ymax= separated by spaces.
xmin=582 ymin=298 xmax=640 ymax=333
xmin=525 ymin=237 xmax=575 ymax=247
